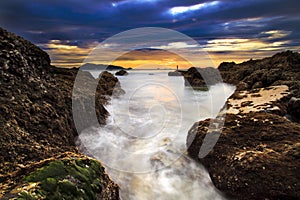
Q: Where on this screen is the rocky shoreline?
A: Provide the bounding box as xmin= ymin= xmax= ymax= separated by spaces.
xmin=0 ymin=28 xmax=121 ymax=199
xmin=186 ymin=51 xmax=300 ymax=199
xmin=1 ymin=27 xmax=299 ymax=200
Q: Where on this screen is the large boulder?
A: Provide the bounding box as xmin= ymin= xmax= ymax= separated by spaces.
xmin=182 ymin=67 xmax=223 ymax=90
xmin=0 ymin=27 xmax=121 ymax=198
xmin=1 ymin=152 xmax=119 ymax=199
xmin=186 ymin=59 xmax=300 ymax=199
xmin=187 ymin=112 xmax=300 ymax=200
xmin=115 ymin=69 xmax=128 ymax=76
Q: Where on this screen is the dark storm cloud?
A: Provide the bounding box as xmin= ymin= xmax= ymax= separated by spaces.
xmin=1 ymin=0 xmax=299 ymax=43
xmin=169 ymin=0 xmax=299 ymax=39
xmin=0 ymin=0 xmax=299 ymax=66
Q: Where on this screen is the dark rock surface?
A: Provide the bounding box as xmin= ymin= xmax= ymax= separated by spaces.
xmin=0 ymin=28 xmax=121 ymax=198
xmin=182 ymin=67 xmax=223 ymax=90
xmin=184 ymin=51 xmax=300 ymax=96
xmin=168 ymin=70 xmax=183 ymax=76
xmin=219 ymin=51 xmax=300 ymax=96
xmin=187 ymin=112 xmax=300 ymax=200
xmin=288 ymin=97 xmax=300 ymax=122
xmin=184 ymin=51 xmax=300 ymax=119
xmin=220 ymin=51 xmax=300 ymax=121
xmin=115 ymin=69 xmax=128 ymax=76
xmin=186 ymin=51 xmax=300 ymax=200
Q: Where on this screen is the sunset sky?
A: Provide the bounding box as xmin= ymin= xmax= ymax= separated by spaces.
xmin=0 ymin=0 xmax=299 ymax=68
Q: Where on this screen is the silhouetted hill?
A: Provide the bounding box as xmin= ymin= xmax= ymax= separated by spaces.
xmin=81 ymin=63 xmax=132 ymax=70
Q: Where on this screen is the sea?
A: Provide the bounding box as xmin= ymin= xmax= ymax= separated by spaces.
xmin=77 ymin=69 xmax=235 ymax=200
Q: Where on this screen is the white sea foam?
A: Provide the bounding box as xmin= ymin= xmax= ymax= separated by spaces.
xmin=78 ymin=70 xmax=235 ymax=200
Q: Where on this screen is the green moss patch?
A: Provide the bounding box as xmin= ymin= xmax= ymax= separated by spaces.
xmin=17 ymin=158 xmax=105 ymax=200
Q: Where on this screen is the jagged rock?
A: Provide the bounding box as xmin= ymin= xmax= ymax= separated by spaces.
xmin=218 ymin=61 xmax=236 ymax=71
xmin=186 ymin=51 xmax=300 ymax=199
xmin=98 ymin=71 xmax=125 ymax=96
xmin=187 ymin=112 xmax=300 ymax=200
xmin=0 ymin=27 xmax=121 ymax=198
xmin=186 ymin=51 xmax=300 ymax=96
xmin=184 ymin=51 xmax=300 ymax=118
xmin=219 ymin=51 xmax=300 ymax=97
xmin=115 ymin=69 xmax=128 ymax=76
xmin=182 ymin=67 xmax=223 ymax=90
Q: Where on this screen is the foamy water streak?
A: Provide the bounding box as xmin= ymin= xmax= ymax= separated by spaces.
xmin=78 ymin=70 xmax=234 ymax=200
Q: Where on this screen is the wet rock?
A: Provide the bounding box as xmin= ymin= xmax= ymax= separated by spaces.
xmin=0 ymin=27 xmax=121 ymax=198
xmin=187 ymin=112 xmax=300 ymax=200
xmin=98 ymin=71 xmax=125 ymax=96
xmin=182 ymin=67 xmax=223 ymax=90
xmin=186 ymin=51 xmax=300 ymax=199
xmin=219 ymin=51 xmax=300 ymax=96
xmin=1 ymin=152 xmax=119 ymax=199
xmin=218 ymin=51 xmax=300 ymax=120
xmin=184 ymin=51 xmax=299 ymax=107
xmin=115 ymin=69 xmax=128 ymax=76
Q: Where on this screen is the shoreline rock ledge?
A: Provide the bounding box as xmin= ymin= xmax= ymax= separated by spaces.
xmin=0 ymin=28 xmax=121 ymax=199
xmin=187 ymin=52 xmax=300 ymax=200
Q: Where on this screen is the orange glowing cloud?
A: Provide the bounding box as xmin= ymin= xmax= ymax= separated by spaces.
xmin=111 ymin=49 xmax=193 ymax=69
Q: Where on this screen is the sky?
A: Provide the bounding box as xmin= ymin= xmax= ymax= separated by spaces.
xmin=0 ymin=0 xmax=299 ymax=68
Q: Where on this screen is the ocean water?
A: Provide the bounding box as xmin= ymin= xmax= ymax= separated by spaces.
xmin=78 ymin=70 xmax=235 ymax=200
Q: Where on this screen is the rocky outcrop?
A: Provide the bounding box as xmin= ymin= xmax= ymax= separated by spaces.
xmin=186 ymin=51 xmax=300 ymax=199
xmin=219 ymin=51 xmax=300 ymax=95
xmin=187 ymin=112 xmax=300 ymax=200
xmin=1 ymin=152 xmax=119 ymax=199
xmin=220 ymin=51 xmax=300 ymax=120
xmin=227 ymin=85 xmax=290 ymax=116
xmin=184 ymin=51 xmax=300 ymax=94
xmin=115 ymin=69 xmax=128 ymax=76
xmin=184 ymin=51 xmax=300 ymax=120
xmin=0 ymin=27 xmax=121 ymax=198
xmin=183 ymin=67 xmax=223 ymax=90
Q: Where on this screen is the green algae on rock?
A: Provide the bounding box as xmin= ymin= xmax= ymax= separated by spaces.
xmin=14 ymin=158 xmax=118 ymax=200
